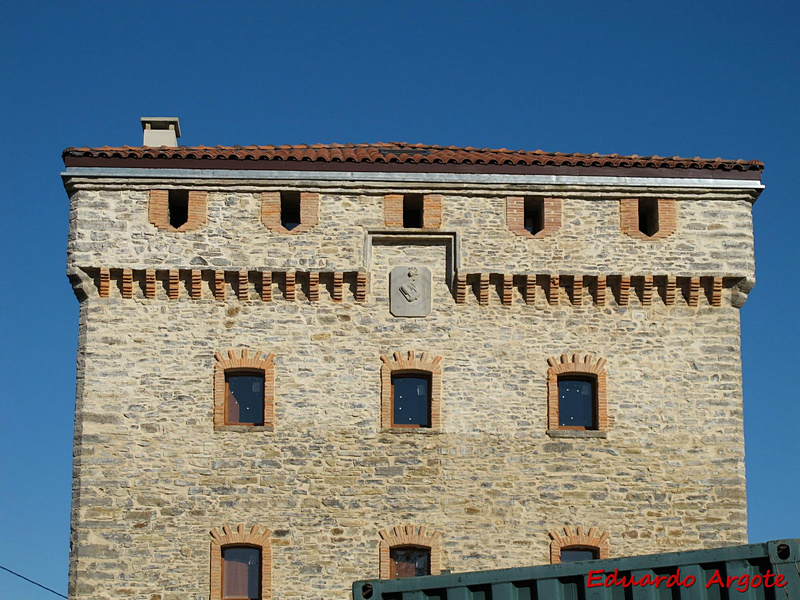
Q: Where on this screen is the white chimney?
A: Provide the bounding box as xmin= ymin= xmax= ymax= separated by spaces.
xmin=141 ymin=117 xmax=181 ymax=147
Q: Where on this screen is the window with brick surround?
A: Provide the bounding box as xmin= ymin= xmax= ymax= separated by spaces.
xmin=619 ymin=198 xmax=677 ymax=240
xmin=380 ymin=351 xmax=442 ymax=431
xmin=547 ymin=354 xmax=608 ymax=432
xmin=384 ymin=194 xmax=443 ymax=229
xmin=392 ymin=373 xmax=431 ymax=427
xmin=506 ymin=196 xmax=561 ymax=238
xmin=549 ymin=527 xmax=609 ymax=565
xmin=210 ymin=525 xmax=272 ymax=600
xmin=214 ymin=350 xmax=275 ymax=430
xmin=261 ymin=191 xmax=319 ymax=234
xmin=149 ymin=189 xmax=207 ymax=232
xmin=379 ymin=525 xmax=442 ymax=579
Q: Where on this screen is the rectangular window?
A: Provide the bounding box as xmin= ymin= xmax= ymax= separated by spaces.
xmin=168 ymin=190 xmax=190 ymax=228
xmin=403 ymin=194 xmax=424 ymax=228
xmin=392 ymin=374 xmax=431 ymax=427
xmin=222 ymin=546 xmax=261 ymax=599
xmin=560 ymin=547 xmax=599 ymax=562
xmin=558 ymin=377 xmax=596 ymax=429
xmin=524 ymin=197 xmax=544 ymax=235
xmin=390 ymin=546 xmax=431 ymax=578
xmin=280 ymin=191 xmax=302 ymax=231
xmin=226 ymin=372 xmax=265 ymax=426
xmin=638 ymin=198 xmax=660 ymax=237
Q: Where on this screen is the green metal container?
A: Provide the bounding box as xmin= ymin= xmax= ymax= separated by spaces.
xmin=353 ymin=539 xmax=799 ymax=600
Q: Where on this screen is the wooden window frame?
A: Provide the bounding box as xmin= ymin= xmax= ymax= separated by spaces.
xmin=221 ymin=544 xmax=262 ymax=600
xmin=556 ymin=374 xmax=597 ymax=431
xmin=390 ymin=371 xmax=432 ymax=429
xmin=549 ymin=527 xmax=609 ymax=565
xmin=378 ymin=525 xmax=443 ymax=579
xmin=547 ymin=354 xmax=608 ymax=432
xmin=380 ymin=351 xmax=443 ymax=431
xmin=210 ymin=525 xmax=272 ymax=600
xmin=224 ymin=369 xmax=266 ymax=427
xmin=558 ymin=545 xmax=600 ymax=562
xmin=214 ymin=350 xmax=275 ymax=431
xmin=389 ymin=544 xmax=432 ymax=579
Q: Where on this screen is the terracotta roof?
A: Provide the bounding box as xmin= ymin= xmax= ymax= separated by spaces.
xmin=62 ymin=142 xmax=763 ymax=177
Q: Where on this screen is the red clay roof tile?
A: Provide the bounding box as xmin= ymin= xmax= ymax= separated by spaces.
xmin=62 ymin=142 xmax=763 ymax=173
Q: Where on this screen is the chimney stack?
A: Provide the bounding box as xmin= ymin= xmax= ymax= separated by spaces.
xmin=141 ymin=117 xmax=181 ymax=147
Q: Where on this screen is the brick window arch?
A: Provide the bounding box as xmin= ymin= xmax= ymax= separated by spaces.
xmin=620 ymin=198 xmax=677 ymax=240
xmin=379 ymin=525 xmax=443 ymax=579
xmin=149 ymin=189 xmax=207 ymax=232
xmin=380 ymin=351 xmax=442 ymax=430
xmin=506 ymin=196 xmax=562 ymax=238
xmin=210 ymin=524 xmax=272 ymax=600
xmin=261 ymin=191 xmax=319 ymax=234
xmin=547 ymin=354 xmax=608 ymax=431
xmin=548 ymin=526 xmax=610 ymax=564
xmin=214 ymin=350 xmax=275 ymax=430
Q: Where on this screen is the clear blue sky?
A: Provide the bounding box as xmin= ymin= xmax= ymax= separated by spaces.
xmin=1 ymin=3 xmax=797 ymax=598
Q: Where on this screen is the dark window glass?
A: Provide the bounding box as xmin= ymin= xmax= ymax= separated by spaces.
xmin=222 ymin=546 xmax=261 ymax=599
xmin=560 ymin=547 xmax=598 ymax=562
xmin=403 ymin=194 xmax=423 ymax=228
xmin=168 ymin=190 xmax=189 ymax=228
xmin=390 ymin=546 xmax=430 ymax=578
xmin=638 ymin=198 xmax=659 ymax=237
xmin=392 ymin=374 xmax=430 ymax=427
xmin=558 ymin=377 xmax=596 ymax=429
xmin=524 ymin=197 xmax=544 ymax=235
xmin=280 ymin=191 xmax=302 ymax=230
xmin=226 ymin=373 xmax=264 ymax=425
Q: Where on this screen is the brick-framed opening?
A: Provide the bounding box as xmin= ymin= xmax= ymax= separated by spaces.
xmin=378 ymin=524 xmax=443 ymax=579
xmin=548 ymin=526 xmax=610 ymax=564
xmin=380 ymin=351 xmax=442 ymax=430
xmin=214 ymin=349 xmax=275 ymax=430
xmin=619 ymin=198 xmax=677 ymax=240
xmin=210 ymin=524 xmax=272 ymax=600
xmin=506 ymin=196 xmax=561 ymax=238
xmin=384 ymin=194 xmax=443 ymax=229
xmin=261 ymin=191 xmax=320 ymax=234
xmin=546 ymin=354 xmax=608 ymax=432
xmin=149 ymin=189 xmax=208 ymax=232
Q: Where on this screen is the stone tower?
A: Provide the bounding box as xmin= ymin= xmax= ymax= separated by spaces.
xmin=63 ymin=128 xmax=763 ymax=600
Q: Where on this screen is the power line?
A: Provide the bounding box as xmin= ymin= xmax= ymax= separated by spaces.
xmin=0 ymin=564 xmax=68 ymax=598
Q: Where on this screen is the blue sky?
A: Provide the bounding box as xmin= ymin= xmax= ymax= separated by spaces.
xmin=1 ymin=3 xmax=798 ymax=598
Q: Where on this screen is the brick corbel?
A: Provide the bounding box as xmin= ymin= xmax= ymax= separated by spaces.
xmin=546 ymin=353 xmax=608 ymax=431
xmin=210 ymin=524 xmax=272 ymax=600
xmin=380 ymin=351 xmax=443 ymax=430
xmin=378 ymin=524 xmax=443 ymax=579
xmin=548 ymin=526 xmax=610 ymax=564
xmin=213 ymin=349 xmax=275 ymax=430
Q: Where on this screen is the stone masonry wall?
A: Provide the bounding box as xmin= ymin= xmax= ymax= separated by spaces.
xmin=66 ymin=178 xmax=753 ymax=600
xmin=69 ymin=279 xmax=747 ymax=599
xmin=65 ymin=179 xmax=756 ymax=278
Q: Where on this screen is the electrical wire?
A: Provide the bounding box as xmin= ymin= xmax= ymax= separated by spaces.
xmin=0 ymin=564 xmax=68 ymax=598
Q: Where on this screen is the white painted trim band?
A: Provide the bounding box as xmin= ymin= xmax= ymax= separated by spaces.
xmin=62 ymin=167 xmax=763 ymax=190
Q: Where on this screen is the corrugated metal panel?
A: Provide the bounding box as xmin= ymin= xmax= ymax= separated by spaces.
xmin=353 ymin=539 xmax=799 ymax=600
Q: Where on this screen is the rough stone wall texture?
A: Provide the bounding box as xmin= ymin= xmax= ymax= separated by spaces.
xmin=65 ymin=178 xmax=754 ymax=600
xmin=65 ymin=180 xmax=756 ymax=278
